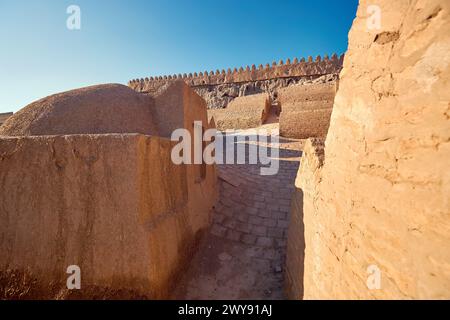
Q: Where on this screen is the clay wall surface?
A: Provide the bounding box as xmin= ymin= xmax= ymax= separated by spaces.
xmin=0 ymin=113 xmax=13 ymax=127
xmin=0 ymin=84 xmax=158 ymax=137
xmin=278 ymin=82 xmax=336 ymax=111
xmin=0 ymin=134 xmax=217 ymax=299
xmin=285 ymin=138 xmax=324 ymax=299
xmin=207 ymin=93 xmax=270 ymax=131
xmin=279 ymin=108 xmax=333 ymax=139
xmin=286 ymin=0 xmax=450 ymax=299
xmin=0 ymin=81 xmax=217 ymax=299
xmin=279 ymin=82 xmax=337 ymax=139
xmin=129 ymin=54 xmax=344 ymax=88
xmin=129 ymin=56 xmax=343 ymax=109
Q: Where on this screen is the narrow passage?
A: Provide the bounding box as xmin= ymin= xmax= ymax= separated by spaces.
xmin=172 ymin=125 xmax=303 ymax=299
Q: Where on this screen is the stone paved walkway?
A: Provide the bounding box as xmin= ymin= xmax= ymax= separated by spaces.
xmin=172 ymin=126 xmax=303 ymax=299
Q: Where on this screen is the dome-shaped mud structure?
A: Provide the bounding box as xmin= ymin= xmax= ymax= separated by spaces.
xmin=0 ymin=84 xmax=158 ymax=136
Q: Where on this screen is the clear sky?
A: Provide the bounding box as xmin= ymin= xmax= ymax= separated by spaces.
xmin=0 ymin=0 xmax=359 ymax=113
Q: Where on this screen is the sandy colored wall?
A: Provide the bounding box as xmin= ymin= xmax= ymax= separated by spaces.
xmin=181 ymin=82 xmax=219 ymax=231
xmin=278 ymin=82 xmax=337 ymax=139
xmin=278 ymin=82 xmax=336 ymax=110
xmin=129 ymin=54 xmax=344 ymax=88
xmin=285 ymin=138 xmax=324 ymax=299
xmin=286 ymin=0 xmax=450 ymax=299
xmin=207 ymin=93 xmax=270 ymax=131
xmin=0 ymin=85 xmax=158 ymax=137
xmin=0 ymin=134 xmax=217 ymax=299
xmin=0 ymin=113 xmax=13 ymax=127
xmin=279 ymin=108 xmax=333 ymax=139
xmin=129 ymin=57 xmax=343 ymax=109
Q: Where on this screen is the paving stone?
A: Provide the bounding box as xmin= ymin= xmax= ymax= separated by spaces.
xmin=280 ymin=188 xmax=293 ymax=195
xmin=253 ymin=195 xmax=265 ymax=202
xmin=261 ymin=191 xmax=273 ymax=198
xmin=226 ymin=229 xmax=242 ymax=242
xmin=223 ymin=218 xmax=237 ymax=229
xmin=267 ymin=227 xmax=285 ymax=238
xmin=241 ymin=234 xmax=257 ymax=245
xmin=214 ymin=202 xmax=225 ymax=212
xmin=213 ymin=213 xmax=226 ymax=224
xmin=211 ymin=224 xmax=227 ymax=237
xmin=221 ymin=198 xmax=235 ymax=208
xmin=275 ymin=238 xmax=287 ymax=248
xmin=272 ymin=211 xmax=288 ymax=220
xmin=252 ymin=258 xmax=272 ymax=271
xmin=258 ymin=210 xmax=271 ymax=218
xmin=254 ymin=201 xmax=266 ymax=209
xmin=277 ymin=199 xmax=291 ymax=207
xmin=236 ymin=213 xmax=248 ymax=223
xmin=256 ymin=236 xmax=274 ymax=247
xmin=252 ymin=225 xmax=267 ymax=236
xmin=262 ymin=218 xmax=277 ymax=228
xmin=236 ymin=222 xmax=251 ymax=233
xmin=277 ymin=219 xmax=289 ymax=228
xmin=218 ymin=252 xmax=233 ymax=261
xmin=249 ymin=216 xmax=264 ymax=225
xmin=262 ymin=249 xmax=278 ymax=260
xmin=234 ymin=203 xmax=246 ymax=212
xmin=222 ymin=209 xmax=234 ymax=218
xmin=245 ymin=207 xmax=258 ymax=215
xmin=278 ymin=193 xmax=293 ymax=200
xmin=274 ymin=265 xmax=283 ymax=273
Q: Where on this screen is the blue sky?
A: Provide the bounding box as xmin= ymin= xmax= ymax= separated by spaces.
xmin=0 ymin=0 xmax=358 ymax=113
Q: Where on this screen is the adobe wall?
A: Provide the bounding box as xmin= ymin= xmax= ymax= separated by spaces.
xmin=0 ymin=134 xmax=217 ymax=299
xmin=207 ymin=93 xmax=270 ymax=131
xmin=0 ymin=112 xmax=13 ymax=127
xmin=278 ymin=82 xmax=337 ymax=139
xmin=0 ymin=84 xmax=158 ymax=137
xmin=286 ymin=0 xmax=450 ymax=299
xmin=279 ymin=109 xmax=333 ymax=139
xmin=285 ymin=138 xmax=324 ymax=299
xmin=129 ymin=55 xmax=344 ymax=109
xmin=278 ymin=82 xmax=336 ymax=111
xmin=0 ymin=81 xmax=218 ymax=299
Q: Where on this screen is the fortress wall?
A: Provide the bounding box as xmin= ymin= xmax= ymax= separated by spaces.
xmin=285 ymin=138 xmax=324 ymax=299
xmin=279 ymin=108 xmax=333 ymax=139
xmin=278 ymin=82 xmax=337 ymax=139
xmin=278 ymin=82 xmax=337 ymax=106
xmin=286 ymin=0 xmax=450 ymax=299
xmin=207 ymin=93 xmax=270 ymax=131
xmin=208 ymin=112 xmax=261 ymax=131
xmin=129 ymin=54 xmax=344 ymax=89
xmin=227 ymin=93 xmax=270 ymax=113
xmin=0 ymin=134 xmax=217 ymax=299
xmin=281 ymin=100 xmax=334 ymax=112
xmin=147 ymin=81 xmax=208 ymax=138
xmin=129 ymin=55 xmax=343 ymax=109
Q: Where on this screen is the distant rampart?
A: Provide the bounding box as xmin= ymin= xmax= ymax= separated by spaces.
xmin=128 ymin=54 xmax=344 ymax=109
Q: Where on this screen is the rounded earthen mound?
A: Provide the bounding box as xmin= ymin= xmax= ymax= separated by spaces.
xmin=0 ymin=84 xmax=158 ymax=136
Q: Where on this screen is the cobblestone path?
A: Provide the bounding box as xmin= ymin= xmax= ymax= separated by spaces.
xmin=172 ymin=127 xmax=302 ymax=299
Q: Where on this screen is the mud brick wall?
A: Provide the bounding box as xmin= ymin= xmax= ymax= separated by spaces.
xmin=0 ymin=134 xmax=217 ymax=299
xmin=129 ymin=55 xmax=343 ymax=109
xmin=286 ymin=0 xmax=450 ymax=299
xmin=207 ymin=93 xmax=270 ymax=131
xmin=278 ymin=82 xmax=337 ymax=139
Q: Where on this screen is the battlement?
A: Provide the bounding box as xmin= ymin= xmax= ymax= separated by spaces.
xmin=128 ymin=53 xmax=344 ymax=91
